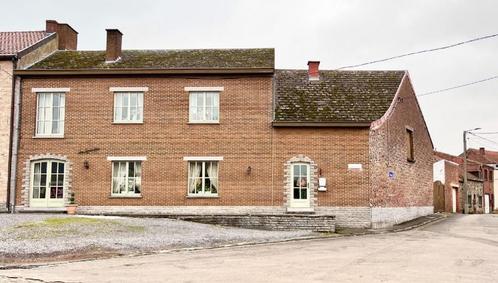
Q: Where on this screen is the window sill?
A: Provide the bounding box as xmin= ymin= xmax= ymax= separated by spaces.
xmin=109 ymin=195 xmax=143 ymax=199
xmin=33 ymin=135 xmax=64 ymax=139
xmin=188 ymin=122 xmax=220 ymax=125
xmin=186 ymin=195 xmax=219 ymax=199
xmin=112 ymin=121 xmax=144 ymax=125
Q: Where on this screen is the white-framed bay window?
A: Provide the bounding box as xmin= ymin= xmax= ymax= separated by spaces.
xmin=185 ymin=157 xmax=221 ymax=196
xmin=34 ymin=90 xmax=67 ymax=137
xmin=108 ymin=156 xmax=146 ymax=197
xmin=188 ymin=90 xmax=220 ymax=123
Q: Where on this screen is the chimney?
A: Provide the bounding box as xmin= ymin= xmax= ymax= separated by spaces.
xmin=105 ymin=29 xmax=123 ymax=63
xmin=480 ymin=147 xmax=485 ymax=155
xmin=307 ymin=61 xmax=320 ymax=80
xmin=46 ymin=20 xmax=78 ymax=50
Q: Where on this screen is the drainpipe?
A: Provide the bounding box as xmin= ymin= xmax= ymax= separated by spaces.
xmin=9 ymin=74 xmax=21 ymax=213
xmin=6 ymin=56 xmax=16 ymax=212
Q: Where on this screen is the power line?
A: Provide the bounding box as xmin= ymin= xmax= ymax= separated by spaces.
xmin=417 ymin=75 xmax=498 ymax=97
xmin=474 ymin=131 xmax=498 ymax=135
xmin=336 ymin=33 xmax=498 ymax=70
xmin=468 ymin=132 xmax=498 ymax=147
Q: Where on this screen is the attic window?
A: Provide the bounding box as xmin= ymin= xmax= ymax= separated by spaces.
xmin=406 ymin=128 xmax=415 ymax=162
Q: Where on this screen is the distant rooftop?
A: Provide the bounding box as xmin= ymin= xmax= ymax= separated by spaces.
xmin=0 ymin=31 xmax=52 ymax=56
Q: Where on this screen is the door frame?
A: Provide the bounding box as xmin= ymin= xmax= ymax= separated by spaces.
xmin=452 ymin=187 xmax=458 ymax=213
xmin=290 ymin=163 xmax=311 ymax=208
xmin=284 ymin=155 xmax=317 ymax=212
xmin=484 ymin=194 xmax=490 ymax=214
xmin=29 ymin=159 xmax=66 ymax=208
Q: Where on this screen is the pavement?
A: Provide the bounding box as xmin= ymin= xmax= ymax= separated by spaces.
xmin=1 ymin=213 xmax=497 ymax=282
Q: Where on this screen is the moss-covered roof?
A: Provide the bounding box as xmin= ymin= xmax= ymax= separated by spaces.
xmin=274 ymin=70 xmax=406 ymax=123
xmin=29 ymin=48 xmax=274 ymax=70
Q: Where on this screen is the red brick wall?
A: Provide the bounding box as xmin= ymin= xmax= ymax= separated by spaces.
xmin=16 ymin=75 xmax=275 ymax=206
xmin=444 ymin=161 xmax=460 ymax=213
xmin=272 ymin=128 xmax=371 ymax=207
xmin=369 ymin=75 xmax=434 ymax=207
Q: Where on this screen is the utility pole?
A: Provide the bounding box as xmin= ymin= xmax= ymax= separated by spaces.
xmin=463 ymin=127 xmax=481 ymax=214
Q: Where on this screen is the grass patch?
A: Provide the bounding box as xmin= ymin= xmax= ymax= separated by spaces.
xmin=9 ymin=217 xmax=146 ymax=240
xmin=15 ymin=217 xmax=106 ymax=228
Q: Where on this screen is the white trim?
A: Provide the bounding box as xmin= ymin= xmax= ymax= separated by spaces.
xmin=348 ymin=164 xmax=363 ymax=171
xmin=32 ymin=88 xmax=70 ymax=93
xmin=183 ymin=156 xmax=223 ymax=161
xmin=107 ymin=156 xmax=147 ymax=161
xmin=109 ymin=87 xmax=149 ymax=92
xmin=184 ymin=87 xmax=224 ymax=92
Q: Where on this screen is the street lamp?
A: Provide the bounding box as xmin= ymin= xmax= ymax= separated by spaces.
xmin=463 ymin=127 xmax=481 ymax=213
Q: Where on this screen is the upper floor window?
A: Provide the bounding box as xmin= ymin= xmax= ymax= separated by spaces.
xmin=113 ymin=92 xmax=143 ymax=123
xmin=189 ymin=91 xmax=219 ymax=123
xmin=406 ymin=128 xmax=415 ymax=162
xmin=36 ymin=92 xmax=65 ymax=137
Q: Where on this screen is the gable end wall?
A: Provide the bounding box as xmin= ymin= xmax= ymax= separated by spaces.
xmin=369 ymin=74 xmax=434 ymax=228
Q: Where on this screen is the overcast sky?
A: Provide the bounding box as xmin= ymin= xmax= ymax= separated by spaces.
xmin=2 ymin=0 xmax=497 ymax=155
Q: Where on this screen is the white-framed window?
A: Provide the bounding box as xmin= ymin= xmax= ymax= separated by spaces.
xmin=111 ymin=161 xmax=142 ymax=196
xmin=189 ymin=91 xmax=219 ymax=123
xmin=188 ymin=161 xmax=219 ymax=196
xmin=113 ymin=92 xmax=144 ymax=123
xmin=36 ymin=92 xmax=65 ymax=137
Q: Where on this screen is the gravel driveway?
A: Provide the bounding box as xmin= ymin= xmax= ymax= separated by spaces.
xmin=0 ymin=214 xmax=314 ymax=263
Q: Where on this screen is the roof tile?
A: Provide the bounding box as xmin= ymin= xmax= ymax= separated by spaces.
xmin=28 ymin=48 xmax=275 ymax=70
xmin=274 ymin=69 xmax=405 ymax=123
xmin=0 ymin=31 xmax=51 ymax=55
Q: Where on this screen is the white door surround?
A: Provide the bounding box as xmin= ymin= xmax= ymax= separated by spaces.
xmin=484 ymin=194 xmax=490 ymax=214
xmin=452 ymin=187 xmax=457 ymax=213
xmin=284 ymin=155 xmax=318 ymax=212
xmin=21 ymin=154 xmax=72 ymax=208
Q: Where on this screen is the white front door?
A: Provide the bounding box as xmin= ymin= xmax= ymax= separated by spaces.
xmin=30 ymin=160 xmax=66 ymax=208
xmin=484 ymin=194 xmax=490 ymax=214
xmin=290 ymin=163 xmax=310 ymax=208
xmin=452 ymin=187 xmax=457 ymax=213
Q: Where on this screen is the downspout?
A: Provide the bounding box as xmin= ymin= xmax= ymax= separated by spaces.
xmin=9 ymin=73 xmax=21 ymax=213
xmin=6 ymin=56 xmax=16 ymax=212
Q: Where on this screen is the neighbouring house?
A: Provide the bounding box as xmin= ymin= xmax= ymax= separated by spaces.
xmin=434 ymin=150 xmax=490 ymax=214
xmin=0 ymin=20 xmax=76 ymax=211
xmin=462 ymin=147 xmax=497 ymax=212
xmin=11 ymin=28 xmax=434 ymax=229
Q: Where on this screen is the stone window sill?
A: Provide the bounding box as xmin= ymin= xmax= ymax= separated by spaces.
xmin=109 ymin=195 xmax=143 ymax=199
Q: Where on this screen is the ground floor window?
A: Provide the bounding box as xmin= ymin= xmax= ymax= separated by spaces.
xmin=188 ymin=161 xmax=218 ymax=196
xmin=112 ymin=161 xmax=142 ymax=196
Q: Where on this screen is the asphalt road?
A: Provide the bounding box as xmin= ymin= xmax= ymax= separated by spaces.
xmin=1 ymin=214 xmax=498 ymax=282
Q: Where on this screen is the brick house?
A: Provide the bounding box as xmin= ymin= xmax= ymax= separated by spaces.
xmin=462 ymin=147 xmax=497 ymax=212
xmin=434 ymin=150 xmax=491 ymax=213
xmin=11 ymin=29 xmax=434 ymax=228
xmin=0 ymin=20 xmax=76 ymax=211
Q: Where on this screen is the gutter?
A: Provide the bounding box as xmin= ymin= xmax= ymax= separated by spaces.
xmin=14 ymin=67 xmax=275 ymax=76
xmin=271 ymin=121 xmax=371 ymax=127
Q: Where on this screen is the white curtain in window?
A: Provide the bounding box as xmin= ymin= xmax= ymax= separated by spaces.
xmin=207 ymin=162 xmax=218 ymax=193
xmin=189 ymin=162 xmax=201 ymax=193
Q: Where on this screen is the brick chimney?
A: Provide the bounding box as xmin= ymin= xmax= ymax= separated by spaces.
xmin=307 ymin=61 xmax=320 ymax=80
xmin=46 ymin=20 xmax=78 ymax=50
xmin=480 ymin=147 xmax=485 ymax=155
xmin=105 ymin=29 xmax=123 ymax=63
